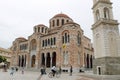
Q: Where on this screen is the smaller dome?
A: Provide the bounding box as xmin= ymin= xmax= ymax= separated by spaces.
xmin=37 ymin=24 xmax=46 ymax=26
xmin=16 ymin=37 xmax=27 ymax=41
xmin=53 ymin=13 xmax=71 ymax=19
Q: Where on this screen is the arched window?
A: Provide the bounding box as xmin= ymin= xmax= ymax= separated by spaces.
xmin=38 ymin=27 xmax=40 ymax=32
xmin=45 ymin=39 xmax=47 ymax=46
xmin=65 ymin=33 xmax=67 ymax=43
xmin=96 ymin=10 xmax=100 ymax=21
xmin=42 ymin=27 xmax=44 ymax=33
xmin=62 ymin=36 xmax=64 ymax=44
xmin=45 ymin=28 xmax=47 ymax=33
xmin=51 ymin=38 xmax=53 ymax=45
xmin=62 ymin=19 xmax=64 ymax=25
xmin=48 ymin=39 xmax=50 ymax=45
xmin=68 ymin=35 xmax=70 ymax=43
xmin=42 ymin=40 xmax=44 ymax=47
xmin=53 ymin=37 xmax=56 ymax=45
xmin=104 ymin=7 xmax=110 ymax=19
xmin=57 ymin=19 xmax=59 ymax=26
xmin=62 ymin=31 xmax=70 ymax=44
xmin=53 ymin=20 xmax=55 ymax=27
xmin=77 ymin=32 xmax=81 ymax=45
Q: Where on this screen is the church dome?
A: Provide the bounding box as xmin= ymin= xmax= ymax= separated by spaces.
xmin=53 ymin=13 xmax=71 ymax=19
xmin=49 ymin=13 xmax=73 ymax=29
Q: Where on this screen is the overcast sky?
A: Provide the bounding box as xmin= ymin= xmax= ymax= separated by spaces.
xmin=0 ymin=0 xmax=120 ymax=49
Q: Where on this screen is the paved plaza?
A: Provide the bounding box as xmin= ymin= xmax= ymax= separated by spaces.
xmin=0 ymin=69 xmax=120 ymax=80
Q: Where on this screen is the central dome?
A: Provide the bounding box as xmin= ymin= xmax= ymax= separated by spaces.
xmin=53 ymin=13 xmax=71 ymax=19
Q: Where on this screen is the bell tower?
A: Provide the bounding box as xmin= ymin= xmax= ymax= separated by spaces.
xmin=92 ymin=0 xmax=120 ymax=75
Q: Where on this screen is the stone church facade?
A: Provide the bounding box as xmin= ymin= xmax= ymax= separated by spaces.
xmin=11 ymin=13 xmax=93 ymax=72
xmin=92 ymin=0 xmax=120 ymax=75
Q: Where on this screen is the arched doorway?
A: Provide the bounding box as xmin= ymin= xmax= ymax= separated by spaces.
xmin=90 ymin=55 xmax=93 ymax=68
xmin=52 ymin=52 xmax=56 ymax=66
xmin=21 ymin=55 xmax=24 ymax=67
xmin=31 ymin=55 xmax=36 ymax=67
xmin=41 ymin=53 xmax=45 ymax=66
xmin=86 ymin=54 xmax=89 ymax=68
xmin=46 ymin=53 xmax=51 ymax=68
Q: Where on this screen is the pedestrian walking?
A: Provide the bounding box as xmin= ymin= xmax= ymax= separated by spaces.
xmin=10 ymin=67 xmax=14 ymax=75
xmin=38 ymin=65 xmax=46 ymax=80
xmin=70 ymin=65 xmax=73 ymax=76
xmin=22 ymin=68 xmax=24 ymax=74
xmin=59 ymin=66 xmax=62 ymax=74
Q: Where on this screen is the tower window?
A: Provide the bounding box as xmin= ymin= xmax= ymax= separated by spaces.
xmin=104 ymin=8 xmax=110 ymax=19
xmin=96 ymin=10 xmax=100 ymax=21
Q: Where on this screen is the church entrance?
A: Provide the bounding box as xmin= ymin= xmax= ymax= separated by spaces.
xmin=31 ymin=55 xmax=36 ymax=67
xmin=52 ymin=52 xmax=56 ymax=66
xmin=46 ymin=53 xmax=51 ymax=67
xmin=41 ymin=53 xmax=45 ymax=66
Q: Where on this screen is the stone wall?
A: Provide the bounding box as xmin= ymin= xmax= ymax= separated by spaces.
xmin=93 ymin=57 xmax=120 ymax=75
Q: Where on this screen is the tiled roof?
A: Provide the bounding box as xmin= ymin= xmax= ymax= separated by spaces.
xmin=53 ymin=13 xmax=70 ymax=18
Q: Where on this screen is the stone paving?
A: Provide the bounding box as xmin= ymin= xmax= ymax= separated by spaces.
xmin=0 ymin=69 xmax=94 ymax=80
xmin=0 ymin=69 xmax=120 ymax=80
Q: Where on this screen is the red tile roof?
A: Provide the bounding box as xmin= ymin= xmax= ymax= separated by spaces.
xmin=53 ymin=13 xmax=70 ymax=18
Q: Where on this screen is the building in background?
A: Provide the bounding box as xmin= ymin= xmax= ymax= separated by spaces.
xmin=10 ymin=13 xmax=94 ymax=72
xmin=0 ymin=47 xmax=12 ymax=67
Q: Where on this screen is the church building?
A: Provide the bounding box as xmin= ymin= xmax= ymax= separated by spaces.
xmin=11 ymin=13 xmax=93 ymax=72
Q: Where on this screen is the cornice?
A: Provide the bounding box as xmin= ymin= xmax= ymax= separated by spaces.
xmin=92 ymin=1 xmax=112 ymax=9
xmin=92 ymin=19 xmax=119 ymax=30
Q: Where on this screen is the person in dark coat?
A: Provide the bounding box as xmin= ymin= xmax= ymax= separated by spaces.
xmin=70 ymin=65 xmax=73 ymax=76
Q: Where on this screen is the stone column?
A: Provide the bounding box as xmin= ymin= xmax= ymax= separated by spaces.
xmin=26 ymin=54 xmax=30 ymax=68
xmin=45 ymin=54 xmax=47 ymax=67
xmin=35 ymin=51 xmax=39 ymax=69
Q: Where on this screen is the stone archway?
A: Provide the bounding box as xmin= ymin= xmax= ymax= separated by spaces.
xmin=31 ymin=55 xmax=36 ymax=67
xmin=52 ymin=52 xmax=56 ymax=66
xmin=21 ymin=55 xmax=24 ymax=67
xmin=90 ymin=55 xmax=93 ymax=68
xmin=46 ymin=53 xmax=51 ymax=68
xmin=86 ymin=54 xmax=89 ymax=68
